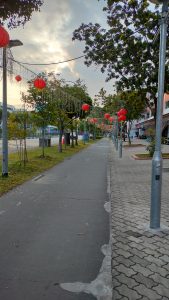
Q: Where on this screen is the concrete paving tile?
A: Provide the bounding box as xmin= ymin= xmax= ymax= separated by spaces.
xmin=130 ymin=255 xmax=151 ymax=268
xmin=115 ymin=284 xmax=141 ymax=299
xmin=135 ymin=284 xmax=161 ymax=299
xmin=142 ymin=248 xmax=161 ymax=257
xmin=153 ymin=285 xmax=169 ymax=298
xmin=112 ymin=289 xmax=123 ymax=300
xmin=129 ymin=248 xmax=147 ymax=259
xmin=112 ymin=278 xmax=121 ymax=288
xmin=116 ymin=274 xmax=138 ymax=289
xmin=131 ymin=264 xmax=153 ymax=277
xmin=114 ymin=242 xmax=131 ymax=252
xmin=132 ymin=273 xmax=158 ymax=289
xmin=147 ymin=263 xmax=169 ymax=277
xmin=116 ymin=249 xmax=133 ymax=258
xmin=150 ymin=274 xmax=169 ymax=289
xmin=127 ymin=236 xmax=143 ymax=243
xmin=129 ymin=242 xmax=144 ymax=251
xmin=115 ymin=264 xmax=136 ymax=277
xmin=159 ymin=255 xmax=169 ymax=264
xmin=145 ymin=255 xmax=166 ymax=266
xmin=115 ymin=255 xmax=135 ymax=268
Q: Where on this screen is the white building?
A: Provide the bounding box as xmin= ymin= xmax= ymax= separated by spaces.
xmin=0 ymin=102 xmax=16 ymax=113
xmin=132 ymin=93 xmax=169 ymax=139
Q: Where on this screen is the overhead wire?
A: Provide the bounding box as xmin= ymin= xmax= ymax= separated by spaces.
xmin=11 ymin=55 xmax=85 ymax=66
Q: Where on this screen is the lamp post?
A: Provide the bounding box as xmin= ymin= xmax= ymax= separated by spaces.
xmin=115 ymin=114 xmax=119 ymax=151
xmin=82 ymin=103 xmax=90 ymax=144
xmin=149 ymin=0 xmax=169 ymax=229
xmin=2 ymin=39 xmax=23 ymax=177
xmin=117 ymin=109 xmax=127 ymax=158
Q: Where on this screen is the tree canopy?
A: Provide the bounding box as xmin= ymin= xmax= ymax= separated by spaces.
xmin=62 ymin=79 xmax=93 ymax=118
xmin=0 ymin=0 xmax=44 ymax=28
xmin=72 ymin=0 xmax=169 ymax=105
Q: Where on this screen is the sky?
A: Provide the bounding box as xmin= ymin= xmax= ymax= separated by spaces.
xmin=0 ymin=0 xmax=116 ymax=108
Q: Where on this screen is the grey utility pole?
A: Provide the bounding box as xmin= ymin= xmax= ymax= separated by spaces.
xmin=119 ymin=122 xmax=122 ymax=158
xmin=115 ymin=116 xmax=118 ymax=151
xmin=2 ymin=40 xmax=23 ymax=177
xmin=150 ymin=0 xmax=169 ymax=229
xmin=2 ymin=47 xmax=8 ymax=176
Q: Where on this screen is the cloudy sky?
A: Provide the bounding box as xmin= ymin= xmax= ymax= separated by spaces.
xmin=0 ymin=0 xmax=116 ymax=107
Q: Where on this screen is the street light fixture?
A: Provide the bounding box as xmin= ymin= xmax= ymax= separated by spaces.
xmin=149 ymin=0 xmax=169 ymax=228
xmin=2 ymin=39 xmax=23 ymax=177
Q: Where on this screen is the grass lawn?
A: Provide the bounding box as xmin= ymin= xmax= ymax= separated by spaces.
xmin=0 ymin=141 xmax=95 ymax=196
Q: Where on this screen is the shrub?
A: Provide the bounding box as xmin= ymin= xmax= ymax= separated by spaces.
xmin=146 ymin=139 xmax=155 ymax=157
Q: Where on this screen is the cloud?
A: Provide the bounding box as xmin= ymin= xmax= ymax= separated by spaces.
xmin=0 ymin=0 xmax=114 ymax=105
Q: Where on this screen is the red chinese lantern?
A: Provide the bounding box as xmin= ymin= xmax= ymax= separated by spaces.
xmin=104 ymin=113 xmax=110 ymax=120
xmin=34 ymin=78 xmax=46 ymax=89
xmin=15 ymin=75 xmax=22 ymax=82
xmin=82 ymin=103 xmax=90 ymax=111
xmin=109 ymin=117 xmax=114 ymax=123
xmin=0 ymin=26 xmax=10 ymax=47
xmin=119 ymin=108 xmax=127 ymax=115
xmin=118 ymin=114 xmax=126 ymax=122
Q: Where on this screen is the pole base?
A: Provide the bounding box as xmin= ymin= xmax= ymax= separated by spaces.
xmin=2 ymin=173 xmax=8 ymax=178
xmin=150 ymin=151 xmax=162 ymax=229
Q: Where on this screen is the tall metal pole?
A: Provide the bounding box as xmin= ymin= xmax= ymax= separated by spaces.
xmin=2 ymin=47 xmax=8 ymax=177
xmin=150 ymin=0 xmax=168 ymax=229
xmin=83 ymin=120 xmax=86 ymax=144
xmin=115 ymin=116 xmax=119 ymax=151
xmin=119 ymin=121 xmax=122 ymax=158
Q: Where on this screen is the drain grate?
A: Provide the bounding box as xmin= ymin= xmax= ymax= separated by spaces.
xmin=125 ymin=230 xmax=142 ymax=238
xmin=163 ymin=168 xmax=169 ymax=172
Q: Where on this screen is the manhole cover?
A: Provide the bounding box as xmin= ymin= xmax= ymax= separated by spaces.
xmin=125 ymin=230 xmax=142 ymax=238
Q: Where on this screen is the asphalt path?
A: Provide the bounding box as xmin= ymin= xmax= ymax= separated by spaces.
xmin=0 ymin=138 xmax=111 ymax=300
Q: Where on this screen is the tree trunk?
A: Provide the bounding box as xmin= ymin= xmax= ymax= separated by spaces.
xmin=127 ymin=121 xmax=132 ymax=145
xmin=71 ymin=129 xmax=74 ymax=148
xmin=23 ymin=116 xmax=28 ymax=166
xmin=58 ymin=121 xmax=64 ymax=153
xmin=58 ymin=131 xmax=63 ymax=153
xmin=75 ymin=125 xmax=78 ymax=146
xmin=42 ymin=124 xmax=45 ymax=157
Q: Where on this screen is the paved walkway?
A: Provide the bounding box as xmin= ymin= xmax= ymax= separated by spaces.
xmin=0 ymin=139 xmax=111 ymax=300
xmin=109 ymin=140 xmax=169 ymax=299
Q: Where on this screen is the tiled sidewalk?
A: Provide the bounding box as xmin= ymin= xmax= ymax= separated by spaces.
xmin=109 ymin=141 xmax=169 ymax=300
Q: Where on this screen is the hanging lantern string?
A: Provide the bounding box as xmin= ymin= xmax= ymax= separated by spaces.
xmin=0 ymin=48 xmax=84 ymax=111
xmin=8 ymin=49 xmax=37 ymax=76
